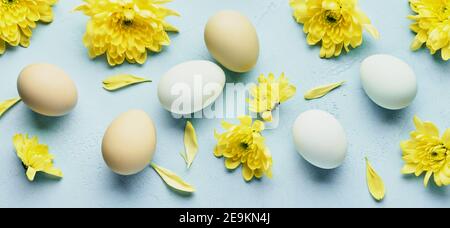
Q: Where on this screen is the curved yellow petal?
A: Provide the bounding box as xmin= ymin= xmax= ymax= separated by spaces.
xmin=26 ymin=167 xmax=37 ymax=182
xmin=441 ymin=129 xmax=450 ymax=149
xmin=102 ymin=74 xmax=151 ymax=91
xmin=43 ymin=167 xmax=63 ymax=179
xmin=252 ymin=120 xmax=265 ymax=132
xmin=150 ymin=163 xmax=195 ymax=193
xmin=423 ymin=171 xmax=433 ymax=187
xmin=401 ymin=164 xmax=417 ymax=174
xmin=304 ymin=81 xmax=345 ymax=100
xmin=225 ymin=158 xmax=241 ymax=170
xmin=242 ymin=164 xmax=254 ymax=182
xmin=238 ymin=116 xmax=253 ymax=126
xmin=182 ymin=121 xmax=198 ymax=168
xmin=413 ymin=116 xmax=439 ymax=137
xmin=0 ymin=97 xmax=21 ymax=117
xmin=366 ymin=158 xmax=385 ymax=201
xmin=364 ymin=24 xmax=380 ymax=39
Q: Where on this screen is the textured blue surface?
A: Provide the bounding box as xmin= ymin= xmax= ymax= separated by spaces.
xmin=0 ymin=0 xmax=449 ymax=208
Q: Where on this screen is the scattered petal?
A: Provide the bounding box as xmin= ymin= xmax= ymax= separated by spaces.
xmin=150 ymin=162 xmax=195 ymax=193
xmin=0 ymin=97 xmax=21 ymax=117
xmin=103 ymin=74 xmax=151 ymax=91
xmin=304 ymin=81 xmax=345 ymax=100
xmin=366 ymin=158 xmax=385 ymax=201
xmin=182 ymin=121 xmax=198 ymax=168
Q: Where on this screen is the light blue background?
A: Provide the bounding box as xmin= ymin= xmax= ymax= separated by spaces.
xmin=0 ymin=0 xmax=449 ymax=208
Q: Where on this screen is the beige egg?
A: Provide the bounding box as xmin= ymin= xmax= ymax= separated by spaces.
xmin=17 ymin=63 xmax=78 ymax=117
xmin=102 ymin=110 xmax=157 ymax=176
xmin=204 ymin=10 xmax=260 ymax=73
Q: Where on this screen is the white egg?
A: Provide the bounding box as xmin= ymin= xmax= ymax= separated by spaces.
xmin=360 ymin=54 xmax=417 ymax=110
xmin=158 ymin=60 xmax=226 ymax=115
xmin=292 ymin=110 xmax=347 ymax=169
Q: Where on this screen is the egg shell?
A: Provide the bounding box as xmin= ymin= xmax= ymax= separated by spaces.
xmin=292 ymin=110 xmax=347 ymax=169
xmin=360 ymin=54 xmax=417 ymax=110
xmin=17 ymin=63 xmax=78 ymax=117
xmin=102 ymin=110 xmax=157 ymax=176
xmin=157 ymin=60 xmax=226 ymax=115
xmin=204 ymin=10 xmax=259 ymax=73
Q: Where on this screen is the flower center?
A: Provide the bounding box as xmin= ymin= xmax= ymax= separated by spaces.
xmin=2 ymin=0 xmax=17 ymax=5
xmin=428 ymin=144 xmax=448 ymax=162
xmin=240 ymin=142 xmax=250 ymax=150
xmin=123 ymin=19 xmax=133 ymax=26
xmin=324 ymin=10 xmax=341 ymax=24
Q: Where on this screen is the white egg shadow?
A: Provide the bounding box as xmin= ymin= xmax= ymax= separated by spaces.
xmin=359 ymin=88 xmax=410 ymax=124
xmin=296 ymin=151 xmax=342 ymax=183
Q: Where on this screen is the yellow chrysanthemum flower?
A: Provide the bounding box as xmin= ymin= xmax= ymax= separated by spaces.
xmin=247 ymin=73 xmax=296 ymax=122
xmin=289 ymin=0 xmax=379 ymax=58
xmin=0 ymin=0 xmax=57 ymax=54
xmin=13 ymin=134 xmax=63 ymax=181
xmin=401 ymin=116 xmax=450 ymax=187
xmin=76 ymin=0 xmax=179 ymax=66
xmin=408 ymin=0 xmax=450 ymax=61
xmin=214 ymin=116 xmax=273 ymax=182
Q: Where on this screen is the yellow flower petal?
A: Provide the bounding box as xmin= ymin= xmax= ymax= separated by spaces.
xmin=225 ymin=158 xmax=241 ymax=170
xmin=150 ymin=162 xmax=195 ymax=193
xmin=442 ymin=129 xmax=450 ymax=149
xmin=252 ymin=120 xmax=265 ymax=132
xmin=401 ymin=164 xmax=417 ymax=174
xmin=442 ymin=46 xmax=450 ymax=61
xmin=26 ymin=167 xmax=37 ymax=182
xmin=304 ymin=81 xmax=345 ymax=100
xmin=213 ymin=145 xmax=223 ymax=157
xmin=182 ymin=121 xmax=198 ymax=168
xmin=364 ymin=24 xmax=380 ymax=39
xmin=413 ymin=115 xmax=439 ymax=137
xmin=238 ymin=116 xmax=253 ymax=126
xmin=0 ymin=97 xmax=21 ymax=117
xmin=242 ymin=164 xmax=254 ymax=182
xmin=43 ymin=167 xmax=64 ymax=178
xmin=163 ymin=22 xmax=179 ymax=32
xmin=261 ymin=111 xmax=273 ymax=122
xmin=424 ymin=171 xmax=433 ymax=187
xmin=366 ymin=158 xmax=385 ymax=201
xmin=102 ymin=74 xmax=152 ymax=91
